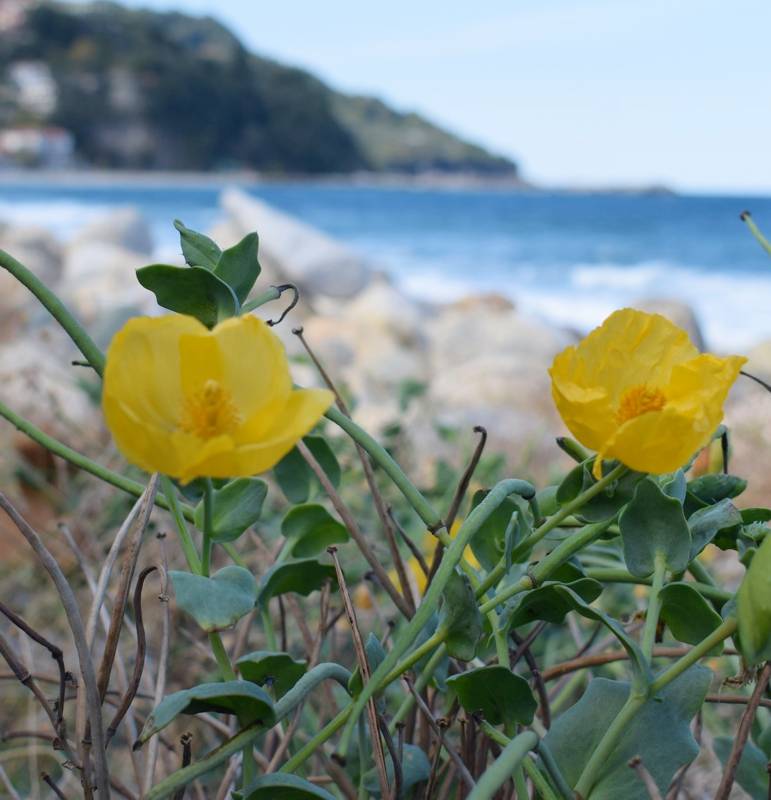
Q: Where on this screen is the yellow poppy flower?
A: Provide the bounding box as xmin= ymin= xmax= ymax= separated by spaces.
xmin=103 ymin=314 xmax=333 ymax=483
xmin=549 ymin=308 xmax=745 ymax=478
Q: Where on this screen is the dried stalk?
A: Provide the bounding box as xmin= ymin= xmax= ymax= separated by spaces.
xmin=0 ymin=493 xmax=110 ymax=799
xmin=428 ymin=426 xmax=486 ymax=582
xmin=715 ymin=662 xmax=771 ymax=800
xmin=327 ymin=546 xmax=391 ymax=799
xmin=294 ymin=326 xmax=417 ymax=614
xmin=298 ymin=441 xmax=412 ymax=618
xmin=96 ymin=474 xmax=160 ymax=701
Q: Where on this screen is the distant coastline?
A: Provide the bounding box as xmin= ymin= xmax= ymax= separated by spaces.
xmin=0 ymin=168 xmax=679 ymax=196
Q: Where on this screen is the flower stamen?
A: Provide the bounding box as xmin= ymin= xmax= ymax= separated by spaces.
xmin=616 ymin=385 xmax=666 ymax=424
xmin=180 ymin=379 xmax=240 ymax=439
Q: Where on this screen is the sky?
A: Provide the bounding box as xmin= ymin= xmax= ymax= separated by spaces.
xmin=73 ymin=0 xmax=771 ymax=194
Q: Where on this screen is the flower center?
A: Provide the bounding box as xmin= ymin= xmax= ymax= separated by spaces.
xmin=616 ymin=385 xmax=666 ymax=424
xmin=180 ymin=379 xmax=240 ymax=439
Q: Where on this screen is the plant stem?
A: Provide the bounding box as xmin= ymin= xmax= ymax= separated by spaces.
xmin=0 ymin=399 xmax=196 ymax=519
xmin=208 ymin=633 xmax=236 ymax=681
xmin=574 ymin=616 xmax=738 ymax=798
xmin=650 ymin=617 xmax=737 ymax=694
xmin=279 ymin=706 xmax=352 ymax=774
xmin=583 ymin=567 xmax=730 ymax=603
xmin=522 ymin=755 xmax=560 ymax=800
xmin=479 ymin=519 xmax=613 ymax=615
xmin=0 ymin=248 xmax=105 ymax=375
xmin=467 ymin=730 xmax=538 ymax=800
xmin=380 ymin=631 xmax=444 ymax=687
xmin=476 ymin=464 xmax=627 ymax=597
xmin=574 ymin=692 xmax=645 ymax=798
xmin=201 ymin=479 xmax=214 ymax=577
xmin=641 ymin=552 xmax=666 ymax=662
xmin=160 ymin=476 xmax=202 ymax=573
xmin=336 ymin=479 xmax=535 ymax=756
xmin=389 ymin=643 xmax=447 ymax=732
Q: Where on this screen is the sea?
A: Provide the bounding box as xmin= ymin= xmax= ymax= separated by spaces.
xmin=1 ymin=178 xmax=770 ymax=351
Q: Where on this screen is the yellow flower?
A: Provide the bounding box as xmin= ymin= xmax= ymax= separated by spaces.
xmin=103 ymin=314 xmax=333 ymax=483
xmin=549 ymin=308 xmax=745 ymax=478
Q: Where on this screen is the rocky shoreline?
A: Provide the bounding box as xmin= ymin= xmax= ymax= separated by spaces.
xmin=1 ymin=187 xmax=770 ymax=507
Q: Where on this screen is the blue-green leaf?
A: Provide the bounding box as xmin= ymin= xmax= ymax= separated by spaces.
xmin=688 ymin=499 xmax=742 ymax=559
xmin=214 ymin=232 xmax=261 ymax=304
xmin=234 ymin=774 xmax=336 ymax=800
xmin=136 ymin=263 xmax=238 ymax=327
xmin=274 ymin=436 xmax=340 ymax=504
xmin=170 ymin=566 xmax=256 ymax=632
xmin=437 ymin=570 xmax=483 ymax=661
xmin=659 ymin=582 xmax=724 ymax=651
xmin=174 ymin=219 xmax=222 ymax=270
xmin=619 ymin=478 xmax=691 ymax=577
xmin=256 ymin=558 xmax=336 ymax=608
xmin=363 ymin=744 xmax=431 ymax=796
xmin=193 ymin=478 xmax=268 ymax=542
xmin=544 ymin=667 xmax=711 ymax=799
xmin=281 ymin=504 xmax=349 ymax=558
xmin=447 ymin=665 xmax=536 ymax=726
xmin=236 ymin=651 xmax=307 ymax=699
xmin=136 ymin=681 xmax=274 ymax=747
xmin=714 ymin=737 xmax=769 ymax=800
xmin=738 ymin=534 xmax=771 ymax=665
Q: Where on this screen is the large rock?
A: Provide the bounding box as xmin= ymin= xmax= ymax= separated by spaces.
xmin=0 ymin=225 xmax=63 ymax=323
xmin=61 ymin=241 xmax=153 ymax=324
xmin=220 ymin=187 xmax=372 ymax=299
xmin=71 ymin=207 xmax=154 ymax=255
xmin=0 ymin=335 xmax=98 ymax=444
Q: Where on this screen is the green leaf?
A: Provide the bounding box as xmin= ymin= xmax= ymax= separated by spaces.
xmin=281 ymin=504 xmax=349 ymax=558
xmin=544 ymin=667 xmax=711 ymax=799
xmin=447 ymin=665 xmax=536 ymax=726
xmin=437 ymin=570 xmax=483 ymax=661
xmin=136 ymin=264 xmax=238 ymax=327
xmin=687 ymin=499 xmax=742 ymax=559
xmin=662 ymin=470 xmax=687 ymax=502
xmin=235 ymin=774 xmax=335 ymax=800
xmin=505 ymin=578 xmax=602 ymax=629
xmin=687 ymin=473 xmax=747 ymax=505
xmin=363 ymin=744 xmax=431 ymax=796
xmin=236 ymin=651 xmax=307 ymax=699
xmin=136 ymin=680 xmax=274 ymax=747
xmin=174 ymin=219 xmax=222 ymax=270
xmin=469 ymin=490 xmax=530 ymax=570
xmin=256 ymin=558 xmax=336 ymax=608
xmin=234 ymin=774 xmax=336 ymax=800
xmin=619 ymin=478 xmax=691 ymax=578
xmin=738 ymin=533 xmax=771 ymax=665
xmin=347 ymin=633 xmax=387 ymax=696
xmin=273 ymin=436 xmax=340 ymax=504
xmin=556 ymin=460 xmax=644 ymax=523
xmin=658 ymin=582 xmax=724 ymax=651
xmin=714 ymin=737 xmax=769 ymax=800
xmin=193 ymin=478 xmax=268 ymax=542
xmin=170 ymin=566 xmax=256 ymax=632
xmin=214 ymin=232 xmax=261 ymax=304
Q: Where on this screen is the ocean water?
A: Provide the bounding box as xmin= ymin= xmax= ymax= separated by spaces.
xmin=1 ymin=180 xmax=770 ymax=351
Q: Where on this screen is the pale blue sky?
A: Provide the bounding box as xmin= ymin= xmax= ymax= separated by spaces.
xmin=75 ymin=0 xmax=771 ymax=193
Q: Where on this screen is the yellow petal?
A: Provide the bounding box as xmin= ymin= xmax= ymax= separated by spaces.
xmin=602 ymin=408 xmax=713 ymax=475
xmin=189 ymin=387 xmax=333 ymax=479
xmin=213 ymin=316 xmax=292 ymax=422
xmin=103 ymin=314 xmax=204 ymax=431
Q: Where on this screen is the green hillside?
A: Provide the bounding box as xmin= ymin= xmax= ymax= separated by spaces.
xmin=0 ymin=1 xmax=518 ymax=176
